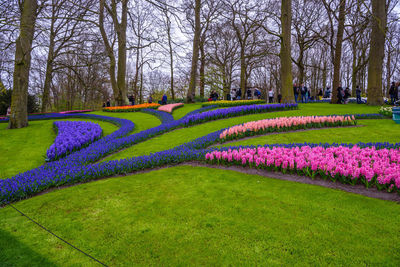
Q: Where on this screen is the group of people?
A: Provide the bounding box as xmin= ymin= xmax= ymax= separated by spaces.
xmin=292 ymin=83 xmax=365 ymax=104
xmin=389 ymin=82 xmax=400 ymax=104
xmin=293 ymin=83 xmax=312 ymax=103
xmin=208 ymin=91 xmax=219 ymax=101
xmin=336 ymin=85 xmax=353 ymax=104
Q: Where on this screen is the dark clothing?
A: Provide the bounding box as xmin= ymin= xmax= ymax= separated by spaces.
xmin=278 ymin=94 xmax=282 ymax=103
xmin=293 ymin=86 xmax=299 ymax=103
xmin=237 ymin=89 xmax=242 ymax=100
xmin=161 ymin=95 xmax=167 ymax=105
xmin=337 ymin=87 xmax=344 ymax=104
xmin=324 ymin=89 xmax=331 ymax=98
xmin=148 ymin=96 xmax=153 ymax=103
xmin=128 ymin=95 xmax=135 ymax=106
xmin=356 ymin=88 xmax=362 ymax=104
xmin=106 ymin=101 xmax=111 ymax=107
xmin=300 ymin=86 xmax=307 ymax=103
xmin=344 ymin=89 xmax=351 ymax=103
xmin=247 ymin=89 xmax=252 ymax=99
xmin=389 ymin=85 xmax=397 ymax=104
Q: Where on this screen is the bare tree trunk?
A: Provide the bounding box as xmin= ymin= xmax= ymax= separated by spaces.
xmin=99 ymin=0 xmax=129 ymax=106
xmin=331 ymin=0 xmax=346 ymax=104
xmin=239 ymin=46 xmax=246 ymax=96
xmin=280 ymin=0 xmax=294 ymax=104
xmin=186 ymin=0 xmax=201 ymax=103
xmin=166 ymin=15 xmax=175 ymax=100
xmin=367 ymin=0 xmax=386 ymax=105
xmin=331 ymin=0 xmax=345 ymax=104
xmin=199 ymin=39 xmax=205 ymax=98
xmin=9 ymin=0 xmax=38 ymax=129
xmin=116 ymin=0 xmax=128 ymax=106
xmin=386 ymin=49 xmax=391 ymax=98
xmin=41 ymin=6 xmax=56 ymax=113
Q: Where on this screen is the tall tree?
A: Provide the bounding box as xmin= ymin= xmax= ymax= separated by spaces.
xmin=186 ymin=0 xmax=201 ymax=103
xmin=330 ymin=0 xmax=346 ymax=104
xmin=9 ymin=0 xmax=38 ymax=129
xmin=280 ymin=0 xmax=294 ymax=104
xmin=99 ymin=0 xmax=129 ymax=106
xmin=367 ymin=0 xmax=387 ymax=105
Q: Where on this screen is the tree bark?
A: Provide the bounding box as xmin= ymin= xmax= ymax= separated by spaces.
xmin=116 ymin=0 xmax=128 ymax=106
xmin=367 ymin=0 xmax=386 ymax=105
xmin=280 ymin=0 xmax=294 ymax=104
xmin=331 ymin=0 xmax=346 ymax=104
xmin=199 ymin=38 xmax=205 ymax=98
xmin=41 ymin=15 xmax=56 ymax=113
xmin=99 ymin=0 xmax=129 ymax=106
xmin=239 ymin=46 xmax=246 ymax=95
xmin=186 ymin=0 xmax=201 ymax=103
xmin=9 ymin=0 xmax=38 ymax=129
xmin=166 ymin=13 xmax=175 ymax=100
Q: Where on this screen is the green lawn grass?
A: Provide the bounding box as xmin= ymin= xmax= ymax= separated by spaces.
xmin=1 ymin=166 xmax=399 ymax=265
xmin=1 ymin=103 xmax=399 ymax=266
xmin=172 ymin=103 xmax=203 ymax=119
xmin=217 ymin=119 xmax=400 ymax=148
xmin=0 ymin=119 xmax=118 ymax=179
xmin=88 ymin=111 xmax=160 ymax=134
xmin=103 ymin=103 xmax=382 ymax=162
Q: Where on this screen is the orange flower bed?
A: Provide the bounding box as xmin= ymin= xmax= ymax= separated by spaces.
xmin=103 ymin=103 xmax=160 ymax=112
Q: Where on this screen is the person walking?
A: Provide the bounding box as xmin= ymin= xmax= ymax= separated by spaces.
xmin=237 ymin=88 xmax=242 ymax=100
xmin=246 ymin=88 xmax=252 ymax=100
xmin=300 ymin=83 xmax=307 ymax=103
xmin=324 ymin=87 xmax=331 ymax=98
xmin=293 ymin=83 xmax=299 ymax=103
xmin=337 ymin=85 xmax=344 ymax=104
xmin=128 ymin=95 xmax=135 ymax=105
xmin=356 ymin=85 xmax=362 ymax=104
xmin=344 ymin=87 xmax=351 ymax=104
xmin=162 ymin=94 xmax=167 ymax=105
xmin=389 ymin=82 xmax=396 ymax=104
xmin=268 ymin=89 xmax=274 ymax=103
xmin=318 ymin=89 xmax=323 ymax=100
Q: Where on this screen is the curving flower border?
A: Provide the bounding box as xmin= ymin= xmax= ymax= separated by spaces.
xmin=0 ymin=103 xmax=297 ymax=204
xmin=158 ymin=103 xmax=184 ymax=113
xmin=103 ymin=103 xmax=160 ymax=112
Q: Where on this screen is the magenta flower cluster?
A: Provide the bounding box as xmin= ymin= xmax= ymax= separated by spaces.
xmin=205 ymin=146 xmax=400 ymax=191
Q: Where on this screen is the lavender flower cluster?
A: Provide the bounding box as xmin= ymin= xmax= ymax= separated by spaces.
xmin=0 ymin=103 xmax=296 ymax=204
xmin=46 ymin=121 xmax=103 ymax=161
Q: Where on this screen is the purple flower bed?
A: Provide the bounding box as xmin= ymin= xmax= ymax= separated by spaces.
xmin=141 ymin=108 xmax=175 ymax=124
xmin=181 ymin=105 xmax=218 ymax=119
xmin=0 ymin=104 xmax=298 ymax=204
xmin=47 ymin=121 xmax=103 ymax=161
xmin=8 ymin=105 xmax=392 ymax=204
xmin=3 ymin=115 xmax=398 ymax=205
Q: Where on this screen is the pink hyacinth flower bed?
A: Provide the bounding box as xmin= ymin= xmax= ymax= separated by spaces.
xmin=205 ymin=146 xmax=400 ymax=192
xmin=158 ymin=103 xmax=184 ymax=113
xmin=220 ymin=115 xmax=356 ymax=141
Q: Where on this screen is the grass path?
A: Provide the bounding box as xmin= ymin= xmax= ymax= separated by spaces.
xmin=102 ymin=104 xmax=383 ymax=162
xmin=172 ymin=103 xmax=203 ymax=119
xmin=2 ymin=103 xmax=400 ymax=266
xmin=0 ymin=118 xmax=118 ymax=179
xmin=1 ymin=166 xmax=399 ymax=266
xmin=217 ymin=119 xmax=400 ymax=148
